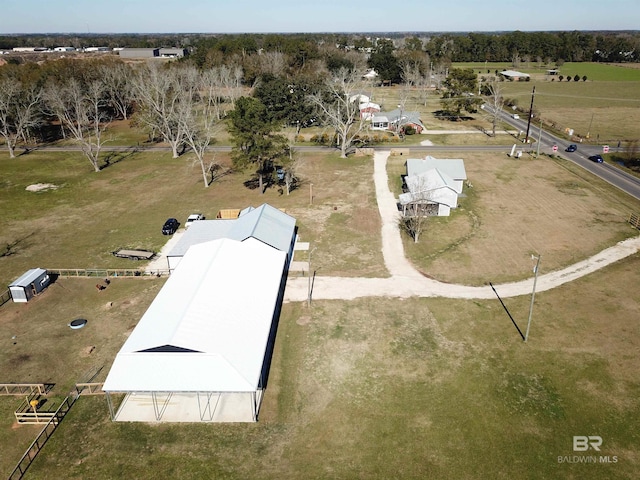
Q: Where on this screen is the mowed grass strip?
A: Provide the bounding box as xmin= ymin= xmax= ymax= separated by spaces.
xmin=19 ymin=253 xmax=640 ymax=479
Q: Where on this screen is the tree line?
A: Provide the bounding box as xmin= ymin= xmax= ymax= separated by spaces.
xmin=0 ymin=52 xmax=378 ymax=194
xmin=1 ymin=30 xmax=638 ymax=193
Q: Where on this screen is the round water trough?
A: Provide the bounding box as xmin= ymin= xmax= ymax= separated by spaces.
xmin=69 ymin=318 xmax=88 ymax=329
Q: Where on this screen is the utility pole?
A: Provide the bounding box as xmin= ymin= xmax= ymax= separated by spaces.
xmin=524 ymin=254 xmax=541 ymax=342
xmin=524 ymin=86 xmax=536 ymax=144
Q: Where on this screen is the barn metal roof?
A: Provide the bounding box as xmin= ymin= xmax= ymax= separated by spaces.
xmin=406 ymin=156 xmax=467 ymax=180
xmin=167 ymin=204 xmax=295 ymax=258
xmin=103 ymin=238 xmax=287 ymax=393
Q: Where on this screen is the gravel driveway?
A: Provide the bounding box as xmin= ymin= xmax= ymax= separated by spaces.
xmin=283 ymin=151 xmax=640 ymax=302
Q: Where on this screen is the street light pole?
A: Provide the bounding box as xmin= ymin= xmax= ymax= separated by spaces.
xmin=524 ymin=254 xmax=541 ymax=342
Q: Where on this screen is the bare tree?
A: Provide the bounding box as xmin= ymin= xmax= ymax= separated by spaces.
xmin=308 ymin=67 xmax=368 ymax=158
xmin=180 ymin=70 xmax=222 ymax=188
xmin=200 ymin=68 xmax=225 ymax=121
xmin=199 ymin=64 xmax=245 ymax=122
xmin=99 ymin=62 xmax=135 ymax=120
xmin=0 ymin=78 xmax=41 ymax=158
xmin=400 ymin=58 xmax=432 ymax=107
xmin=400 ymin=60 xmax=422 ymax=87
xmin=402 ymin=201 xmax=432 ymax=243
xmin=219 ymin=64 xmax=244 ymax=110
xmin=482 ymin=76 xmax=505 ymax=137
xmin=44 ymin=78 xmax=110 ymax=172
xmin=132 ymin=64 xmax=197 ymax=158
xmin=399 ymin=175 xmax=438 ymax=243
xmin=258 ymin=51 xmax=287 ymax=77
xmin=281 ymin=142 xmax=301 ymax=195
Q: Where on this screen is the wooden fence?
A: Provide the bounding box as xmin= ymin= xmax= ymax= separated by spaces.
xmin=0 ymin=289 xmax=11 ymax=307
xmin=0 ymin=383 xmax=51 ymax=396
xmin=14 ymin=392 xmax=56 ymax=424
xmin=75 ymin=382 xmax=105 ymax=396
xmin=630 ymin=212 xmax=640 ymax=229
xmin=48 ymin=268 xmax=163 ymax=278
xmin=8 ymin=394 xmax=77 ymax=480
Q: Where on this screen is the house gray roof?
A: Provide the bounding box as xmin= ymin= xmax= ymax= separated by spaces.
xmin=372 ymin=109 xmax=424 ymax=128
xmin=399 ymin=169 xmax=458 ymax=207
xmin=406 ymin=156 xmax=467 ymax=181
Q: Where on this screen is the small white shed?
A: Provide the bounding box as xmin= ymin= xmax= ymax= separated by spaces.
xmin=9 ymin=268 xmax=50 ymax=303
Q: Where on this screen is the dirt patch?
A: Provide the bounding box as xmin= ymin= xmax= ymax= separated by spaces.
xmin=25 ymin=183 xmax=59 ymax=192
xmin=296 ymin=316 xmax=311 ymax=325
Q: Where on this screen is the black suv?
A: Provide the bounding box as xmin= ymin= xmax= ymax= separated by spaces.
xmin=162 ymin=218 xmax=179 ymax=235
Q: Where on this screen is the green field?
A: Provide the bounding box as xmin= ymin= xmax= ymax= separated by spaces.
xmin=455 ymin=61 xmax=640 ymax=82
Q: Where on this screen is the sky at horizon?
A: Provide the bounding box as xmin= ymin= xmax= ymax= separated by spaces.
xmin=1 ymin=0 xmax=639 ymax=35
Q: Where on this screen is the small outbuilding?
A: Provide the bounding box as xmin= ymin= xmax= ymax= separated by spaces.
xmin=500 ymin=70 xmax=531 ymax=81
xmin=9 ymin=268 xmax=50 ymax=303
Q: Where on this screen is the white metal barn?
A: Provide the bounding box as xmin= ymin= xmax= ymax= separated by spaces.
xmin=103 ymin=237 xmax=288 ymax=423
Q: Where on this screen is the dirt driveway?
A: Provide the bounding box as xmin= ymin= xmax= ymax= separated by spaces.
xmin=283 ymin=151 xmax=640 ymax=302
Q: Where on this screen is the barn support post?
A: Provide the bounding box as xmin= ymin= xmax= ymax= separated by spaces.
xmin=105 ymin=392 xmax=115 ymax=420
xmin=197 ymin=392 xmax=216 ymax=422
xmin=251 ymin=392 xmax=257 ymax=422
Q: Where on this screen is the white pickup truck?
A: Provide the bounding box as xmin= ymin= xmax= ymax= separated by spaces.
xmin=185 ymin=213 xmax=205 ymax=229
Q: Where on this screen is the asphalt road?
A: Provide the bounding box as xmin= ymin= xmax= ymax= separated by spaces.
xmin=26 ymin=116 xmax=640 ymax=201
xmin=486 ymin=105 xmax=640 ymax=201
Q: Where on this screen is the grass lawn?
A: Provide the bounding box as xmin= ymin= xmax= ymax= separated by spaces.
xmin=387 ymin=151 xmax=640 ymax=285
xmin=10 ymin=253 xmax=640 ymax=479
xmin=0 ymin=149 xmax=386 ymax=289
xmin=0 ymin=135 xmax=639 ymax=478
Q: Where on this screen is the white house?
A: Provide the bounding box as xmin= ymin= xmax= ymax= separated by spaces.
xmin=371 ymin=109 xmax=425 ymax=133
xmin=405 ymin=156 xmax=467 ymax=194
xmin=359 ymin=101 xmax=381 ymax=120
xmin=363 ymin=69 xmax=379 ymax=80
xmin=399 ymin=168 xmax=459 ymax=217
xmin=103 ymin=237 xmax=289 ymax=423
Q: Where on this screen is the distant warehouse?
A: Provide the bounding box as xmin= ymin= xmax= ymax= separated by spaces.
xmin=118 ymin=47 xmax=188 ymax=59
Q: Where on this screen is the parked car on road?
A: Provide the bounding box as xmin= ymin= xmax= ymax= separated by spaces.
xmin=565 ymin=144 xmax=577 ymax=152
xmin=589 ymin=154 xmax=604 ymax=163
xmin=162 ymin=218 xmax=179 ymax=235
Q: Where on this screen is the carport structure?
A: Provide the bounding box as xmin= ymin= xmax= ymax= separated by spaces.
xmin=103 ymin=237 xmax=288 ymax=422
